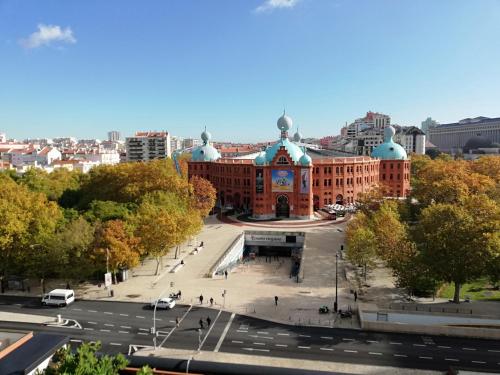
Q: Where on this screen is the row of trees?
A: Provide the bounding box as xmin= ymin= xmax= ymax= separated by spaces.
xmin=346 ymin=155 xmax=500 ymax=303
xmin=0 ymin=158 xmax=216 ymax=284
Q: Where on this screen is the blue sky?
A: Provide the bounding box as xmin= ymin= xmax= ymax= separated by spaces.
xmin=1 ymin=0 xmax=500 ymax=142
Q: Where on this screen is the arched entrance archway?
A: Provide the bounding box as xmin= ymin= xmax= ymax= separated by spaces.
xmin=276 ymin=195 xmax=290 ymax=218
xmin=313 ymin=195 xmax=320 ymax=211
xmin=336 ymin=194 xmax=344 ymax=205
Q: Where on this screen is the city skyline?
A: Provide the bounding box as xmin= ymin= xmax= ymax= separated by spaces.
xmin=1 ymin=0 xmax=500 ymax=142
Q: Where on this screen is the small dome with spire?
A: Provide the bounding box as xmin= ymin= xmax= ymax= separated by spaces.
xmin=293 ymin=129 xmax=302 ymax=142
xmin=191 ymin=127 xmax=221 ymax=162
xmin=254 ymin=151 xmax=266 ymax=166
xmin=299 ymin=147 xmax=312 ymax=166
xmin=201 ymin=129 xmax=212 ymax=143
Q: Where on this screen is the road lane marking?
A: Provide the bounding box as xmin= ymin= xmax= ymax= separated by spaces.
xmin=154 ymin=318 xmax=162 ymax=321
xmin=299 ymin=334 xmax=311 ymax=338
xmin=254 ymin=342 xmax=266 ymax=346
xmin=369 ymin=352 xmax=382 ymax=355
xmin=275 ymin=344 xmax=288 ymax=347
xmin=394 ymin=354 xmax=407 ymax=357
xmin=120 ymin=314 xmax=128 ymax=317
xmin=237 ymin=330 xmax=247 ymax=333
xmin=472 ymin=361 xmax=486 ymax=364
xmin=73 ymin=308 xmax=82 ymax=311
xmin=104 ymin=324 xmax=114 ymax=327
xmin=120 ymin=326 xmax=132 ymax=329
xmin=110 ymin=343 xmax=122 ymax=346
xmin=390 ymin=342 xmax=402 ymax=345
xmin=344 ymin=349 xmax=358 ymax=353
xmin=84 ymin=328 xmax=94 ymax=331
xmin=419 ymin=356 xmax=432 ymax=360
xmin=321 ymin=336 xmax=333 ymax=340
xmin=342 ymin=338 xmax=354 ymax=341
xmin=298 ymin=346 xmax=311 ymax=349
xmin=242 ymin=347 xmax=269 ymax=352
xmin=199 ymin=309 xmax=222 ymax=351
xmin=488 ymin=349 xmax=500 ymax=353
xmin=88 ymin=310 xmax=97 ymax=313
xmin=118 ymin=331 xmax=129 ymax=334
xmin=104 ymin=312 xmax=113 ymax=315
xmin=445 ymin=358 xmax=459 ymax=362
xmin=249 ymin=334 xmax=273 ymax=340
xmin=277 ymin=333 xmax=289 ymax=336
xmin=463 ymin=347 xmax=476 ymax=351
xmin=139 ymin=328 xmax=149 ymax=331
xmin=257 ymin=331 xmax=269 ymax=334
xmin=232 ymin=340 xmax=243 ymax=344
xmin=87 ymin=322 xmax=97 ymax=325
xmin=70 ymin=339 xmax=82 ymax=343
xmin=136 ymin=316 xmax=145 ymax=319
xmin=214 ymin=312 xmax=235 ymax=352
xmin=138 ymin=332 xmax=148 ymax=335
xmin=438 ymin=345 xmax=451 ymax=349
xmin=100 ymin=329 xmax=110 ymax=332
xmin=367 ymin=340 xmax=379 ymax=343
xmin=413 ymin=344 xmax=426 ymax=347
xmin=320 ymin=348 xmax=334 ymax=351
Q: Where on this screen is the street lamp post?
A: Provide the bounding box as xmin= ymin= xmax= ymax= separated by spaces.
xmin=152 ymin=288 xmax=171 ymax=350
xmin=334 ymin=252 xmax=339 ymax=313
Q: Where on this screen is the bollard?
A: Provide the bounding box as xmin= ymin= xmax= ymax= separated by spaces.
xmin=57 ymin=314 xmax=62 ymax=323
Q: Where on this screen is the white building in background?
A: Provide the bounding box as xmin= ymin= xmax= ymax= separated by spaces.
xmin=182 ymin=137 xmax=202 ymax=149
xmin=108 ymin=131 xmax=121 ymax=142
xmin=125 ymin=131 xmax=171 ymax=162
xmin=0 ymin=133 xmax=6 ymax=143
xmin=171 ymin=135 xmax=184 ymax=152
xmin=421 ymin=117 xmax=439 ymax=135
xmin=394 ymin=126 xmax=426 ymax=155
xmin=8 ymin=146 xmax=62 ymax=167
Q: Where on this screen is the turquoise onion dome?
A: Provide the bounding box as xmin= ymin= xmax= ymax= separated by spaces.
xmin=299 ymin=147 xmax=312 ymax=166
xmin=293 ymin=130 xmax=302 ymax=142
xmin=254 ymin=151 xmax=266 ymax=166
xmin=191 ymin=128 xmax=221 ymax=162
xmin=371 ymin=126 xmax=407 ymax=160
xmin=265 ymin=138 xmax=304 ymax=163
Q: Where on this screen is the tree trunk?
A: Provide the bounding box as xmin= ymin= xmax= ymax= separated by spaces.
xmin=112 ymin=272 xmax=117 ymax=285
xmin=453 ymin=282 xmax=461 ymax=303
xmin=364 ymin=264 xmax=367 ymax=281
xmin=155 ymin=257 xmax=161 ymax=276
xmin=175 ymin=246 xmax=179 ymax=259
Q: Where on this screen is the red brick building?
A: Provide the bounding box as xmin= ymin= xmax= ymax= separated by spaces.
xmin=188 ymin=114 xmax=410 ymax=220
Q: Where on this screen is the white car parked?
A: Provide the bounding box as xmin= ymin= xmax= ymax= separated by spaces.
xmin=150 ymin=297 xmax=176 ymax=310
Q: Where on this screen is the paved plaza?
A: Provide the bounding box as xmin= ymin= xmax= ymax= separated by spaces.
xmin=75 ymin=215 xmax=357 ymax=328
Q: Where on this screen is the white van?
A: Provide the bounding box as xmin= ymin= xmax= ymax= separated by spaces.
xmin=41 ymin=289 xmax=75 ymax=307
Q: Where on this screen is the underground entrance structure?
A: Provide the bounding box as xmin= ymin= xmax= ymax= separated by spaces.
xmin=208 ymin=230 xmax=306 ymax=282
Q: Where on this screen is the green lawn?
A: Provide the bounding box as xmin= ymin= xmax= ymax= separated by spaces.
xmin=437 ymin=279 xmax=500 ymax=301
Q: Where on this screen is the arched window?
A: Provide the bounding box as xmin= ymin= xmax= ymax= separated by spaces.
xmin=276 ymin=156 xmax=289 ymax=165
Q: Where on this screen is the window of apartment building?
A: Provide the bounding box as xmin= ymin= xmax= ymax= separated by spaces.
xmin=336 ymin=166 xmax=339 ymax=173
xmin=397 ymin=174 xmax=400 ymax=180
xmin=382 ymin=174 xmax=386 ymax=180
xmin=328 ymin=198 xmax=332 ymax=204
xmin=324 ymin=198 xmax=328 ymax=205
xmin=390 ymin=163 xmax=394 ymax=169
xmin=397 ymin=163 xmax=401 ymax=169
xmin=382 ymin=163 xmax=386 ymax=169
xmin=324 ymin=179 xmax=327 ymax=186
xmin=328 ymin=179 xmax=332 ymax=186
xmin=340 ymin=167 xmax=343 ymax=173
xmin=390 ymin=174 xmax=393 ymax=180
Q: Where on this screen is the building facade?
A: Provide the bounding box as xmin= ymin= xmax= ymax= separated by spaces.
xmin=429 ymin=116 xmax=500 ymax=152
xmin=188 ymin=114 xmax=410 ymax=220
xmin=125 ymin=131 xmax=171 ymax=162
xmin=107 ymin=131 xmax=121 ymax=142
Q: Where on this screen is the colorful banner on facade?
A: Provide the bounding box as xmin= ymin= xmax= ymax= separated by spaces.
xmin=300 ymin=168 xmax=310 ymax=194
xmin=256 ymin=168 xmax=264 ymax=194
xmin=271 ymin=169 xmax=294 ymax=192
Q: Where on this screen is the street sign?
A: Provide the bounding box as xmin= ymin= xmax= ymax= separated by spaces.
xmin=104 ymin=272 xmax=112 ymax=288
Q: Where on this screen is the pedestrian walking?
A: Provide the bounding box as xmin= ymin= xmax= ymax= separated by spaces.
xmin=199 ymin=294 xmax=204 ymax=304
xmin=199 ymin=318 xmax=204 ymax=329
xmin=177 ymin=290 xmax=182 ymax=299
xmin=66 ymin=282 xmax=70 ymax=290
xmin=175 ymin=317 xmax=180 ymax=328
xmin=210 ymin=297 xmax=214 ymax=306
xmin=200 ymin=241 xmax=204 ymax=247
xmin=274 ymin=296 xmax=278 ymax=306
xmin=206 ymin=316 xmax=211 ymax=327
xmin=224 ymin=270 xmax=228 ymax=279
xmin=354 ymin=290 xmax=358 ymax=302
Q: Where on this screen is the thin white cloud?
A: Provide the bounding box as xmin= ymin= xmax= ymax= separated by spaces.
xmin=255 ymin=0 xmax=299 ymax=13
xmin=20 ymin=24 xmax=76 ymax=49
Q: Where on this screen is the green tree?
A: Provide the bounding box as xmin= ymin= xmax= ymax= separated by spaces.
xmin=46 ymin=341 xmax=128 ymax=375
xmin=416 ymin=196 xmax=500 ymax=303
xmin=134 ymin=191 xmax=202 ymax=275
xmin=18 ymin=168 xmax=82 ymax=202
xmin=346 ymin=226 xmax=377 ymax=281
xmin=84 ymin=200 xmax=135 ymax=222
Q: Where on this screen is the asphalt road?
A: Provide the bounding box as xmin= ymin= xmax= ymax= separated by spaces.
xmin=1 ymin=295 xmax=499 ymax=373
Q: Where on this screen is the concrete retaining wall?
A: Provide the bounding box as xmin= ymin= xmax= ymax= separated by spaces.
xmin=208 ymin=233 xmax=244 ymax=277
xmin=359 ymin=308 xmax=500 ymax=340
